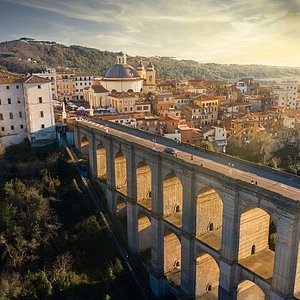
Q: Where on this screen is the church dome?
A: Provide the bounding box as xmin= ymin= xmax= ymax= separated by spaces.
xmin=105 ymin=63 xmax=140 ymax=78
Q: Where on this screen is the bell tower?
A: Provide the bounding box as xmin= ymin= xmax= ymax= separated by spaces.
xmin=136 ymin=60 xmax=146 ymax=79
xmin=144 ymin=61 xmax=156 ymax=93
xmin=117 ymin=52 xmax=127 ymax=64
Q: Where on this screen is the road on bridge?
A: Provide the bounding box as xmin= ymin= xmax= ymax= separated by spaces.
xmin=78 ymin=118 xmax=300 ymax=202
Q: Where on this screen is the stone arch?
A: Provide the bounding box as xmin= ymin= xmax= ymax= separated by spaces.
xmin=138 ymin=213 xmax=151 ymax=254
xmin=115 ymin=151 xmax=127 ymax=196
xmin=149 ymin=75 xmax=153 ymax=83
xmin=196 ymin=186 xmax=223 ymax=251
xmin=195 ymin=253 xmax=219 ymax=298
xmin=164 ymin=230 xmax=181 ymax=287
xmin=136 ymin=161 xmax=152 ymax=210
xmin=127 ymin=89 xmax=133 ymax=92
xmin=96 ymin=143 xmax=107 ymax=181
xmin=80 ymin=135 xmax=89 ymax=158
xmin=237 ymin=280 xmax=265 ymax=300
xmin=238 ymin=207 xmax=277 ymax=281
xmin=163 ymin=172 xmax=183 ymax=228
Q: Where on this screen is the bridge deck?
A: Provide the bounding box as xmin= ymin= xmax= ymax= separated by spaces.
xmin=78 ymin=119 xmax=300 ymax=202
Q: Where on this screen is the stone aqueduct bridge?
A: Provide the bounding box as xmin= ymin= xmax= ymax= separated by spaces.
xmin=74 ymin=120 xmax=300 ymax=300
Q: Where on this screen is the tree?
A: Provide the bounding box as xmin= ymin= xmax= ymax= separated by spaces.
xmin=26 ymin=271 xmax=53 ymax=299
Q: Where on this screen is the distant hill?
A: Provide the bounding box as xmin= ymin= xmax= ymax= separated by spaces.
xmin=1 ymin=38 xmax=300 ymax=82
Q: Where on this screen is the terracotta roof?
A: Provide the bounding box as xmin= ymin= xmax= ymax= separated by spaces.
xmin=0 ymin=70 xmax=23 ymax=84
xmin=158 ymin=115 xmax=180 ymax=122
xmin=23 ymin=75 xmax=51 ymax=84
xmin=91 ymin=85 xmax=109 ymax=93
xmin=108 ymin=91 xmax=136 ymax=98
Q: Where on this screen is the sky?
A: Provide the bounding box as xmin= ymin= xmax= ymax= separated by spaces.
xmin=0 ymin=0 xmax=300 ymax=67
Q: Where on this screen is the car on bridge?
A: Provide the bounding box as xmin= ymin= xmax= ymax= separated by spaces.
xmin=164 ymin=147 xmax=177 ymax=157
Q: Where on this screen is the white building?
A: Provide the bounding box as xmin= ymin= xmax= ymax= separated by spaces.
xmin=101 ymin=53 xmax=144 ymax=93
xmin=0 ymin=71 xmax=55 ymax=148
xmin=33 ymin=67 xmax=57 ymax=100
xmin=202 ymin=126 xmax=227 ymax=151
xmin=75 ymin=74 xmax=93 ymax=100
xmin=84 ymin=84 xmax=109 ymax=108
xmin=236 ymin=80 xmax=248 ymax=94
xmin=273 ymin=81 xmax=298 ymax=110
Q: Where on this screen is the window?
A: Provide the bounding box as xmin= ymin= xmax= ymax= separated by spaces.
xmin=41 ymin=124 xmax=45 ymax=129
xmin=0 ymin=113 xmax=3 ymax=120
xmin=20 ymin=124 xmax=24 ymax=129
xmin=1 ymin=127 xmax=4 ymax=131
xmin=206 ymin=284 xmax=212 ymax=292
xmin=19 ymin=112 xmax=22 ymax=118
xmin=8 ymin=98 xmax=11 ymax=104
xmin=39 ymin=97 xmax=42 ymax=103
xmin=9 ymin=113 xmax=13 ymax=119
xmin=16 ymin=85 xmax=19 ymax=89
xmin=40 ymin=111 xmax=44 ymax=118
xmin=11 ymin=125 xmax=14 ymax=130
xmin=6 ymin=86 xmax=9 ymax=89
xmin=0 ymin=99 xmax=1 ymax=105
xmin=17 ymin=97 xmax=21 ymax=103
xmin=38 ymin=85 xmax=41 ymax=89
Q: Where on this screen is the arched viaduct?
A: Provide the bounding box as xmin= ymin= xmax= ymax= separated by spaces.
xmin=74 ymin=120 xmax=300 ymax=300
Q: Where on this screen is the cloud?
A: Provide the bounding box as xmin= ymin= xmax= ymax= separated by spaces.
xmin=1 ymin=0 xmax=300 ymax=66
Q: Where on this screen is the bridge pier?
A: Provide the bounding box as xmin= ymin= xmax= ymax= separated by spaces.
xmin=127 ymin=202 xmax=139 ymax=252
xmin=90 ymin=130 xmax=97 ymax=177
xmin=218 ymin=190 xmax=240 ymax=299
xmin=270 ymin=214 xmax=299 ymax=299
xmin=106 ymin=137 xmax=116 ymax=214
xmin=180 ymin=236 xmax=196 ymax=299
xmin=180 ymin=172 xmax=196 ymax=298
xmin=150 ymin=216 xmax=165 ymax=297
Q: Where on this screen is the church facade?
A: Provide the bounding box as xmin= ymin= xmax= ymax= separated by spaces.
xmin=100 ymin=52 xmax=156 ymax=93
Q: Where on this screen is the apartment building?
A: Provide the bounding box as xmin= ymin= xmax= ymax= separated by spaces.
xmin=108 ymin=92 xmax=151 ymax=114
xmin=74 ymin=73 xmax=93 ymax=100
xmin=0 ymin=71 xmax=55 ymax=148
xmin=181 ymin=95 xmax=219 ymax=127
xmin=33 ymin=67 xmax=57 ymax=100
xmin=56 ymin=68 xmax=75 ymax=101
xmin=273 ymin=81 xmax=298 ymax=110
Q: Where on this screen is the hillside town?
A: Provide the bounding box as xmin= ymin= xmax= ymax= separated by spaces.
xmin=0 ymin=51 xmax=299 ymax=159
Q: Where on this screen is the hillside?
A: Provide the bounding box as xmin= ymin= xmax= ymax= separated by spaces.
xmin=1 ymin=38 xmax=300 ymax=81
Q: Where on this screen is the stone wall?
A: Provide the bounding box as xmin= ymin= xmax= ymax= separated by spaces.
xmin=196 ymin=188 xmax=223 ymax=236
xmin=237 ymin=280 xmax=265 ymax=300
xmin=195 ymin=254 xmax=219 ymax=296
xmin=137 ymin=163 xmax=151 ymax=201
xmin=238 ymin=208 xmax=270 ymax=260
xmin=115 ymin=154 xmax=127 ymax=195
xmin=96 ymin=145 xmax=107 ymax=179
xmin=163 ymin=174 xmax=182 ymax=216
xmin=164 ymin=233 xmax=181 ymax=273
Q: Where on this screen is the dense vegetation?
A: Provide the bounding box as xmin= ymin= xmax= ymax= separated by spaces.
xmin=226 ymin=134 xmax=300 ymax=175
xmin=1 ymin=38 xmax=300 ymax=81
xmin=0 ymin=140 xmax=139 ymax=299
